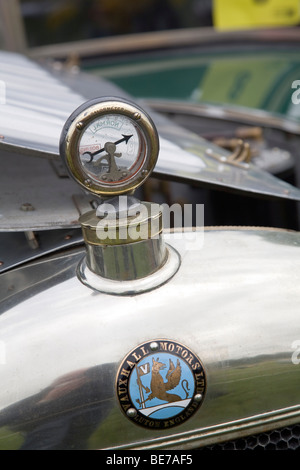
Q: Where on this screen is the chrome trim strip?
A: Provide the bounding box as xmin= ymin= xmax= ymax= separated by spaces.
xmin=28 ymin=27 xmax=300 ymax=61
xmin=145 ymin=98 xmax=300 ymax=136
xmin=107 ymin=405 xmax=300 ymax=450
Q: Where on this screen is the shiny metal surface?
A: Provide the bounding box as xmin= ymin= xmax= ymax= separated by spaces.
xmin=79 ymin=202 xmax=162 ymax=246
xmin=0 ymin=228 xmax=299 ymax=450
xmin=28 ymin=27 xmax=300 ymax=62
xmin=0 ymin=228 xmax=83 ymax=274
xmin=1 ymin=50 xmax=300 ymax=213
xmin=78 ymin=243 xmax=180 ymax=295
xmin=152 ymin=125 xmax=300 ymax=202
xmin=84 ymin=237 xmax=167 ymax=282
xmin=145 ymin=98 xmax=300 ymax=137
xmin=0 ymin=50 xmax=83 ymax=152
xmin=78 ymin=200 xmax=168 ymax=284
xmin=0 ymin=151 xmax=93 ymax=231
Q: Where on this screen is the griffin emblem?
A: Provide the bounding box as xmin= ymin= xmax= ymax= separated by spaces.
xmin=136 ymin=357 xmax=189 ymax=406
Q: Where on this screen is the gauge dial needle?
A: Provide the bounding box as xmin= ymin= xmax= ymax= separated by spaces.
xmin=83 ymin=134 xmax=133 ymax=162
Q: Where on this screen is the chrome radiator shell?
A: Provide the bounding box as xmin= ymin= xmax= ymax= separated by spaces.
xmin=0 ymin=227 xmax=300 ymax=450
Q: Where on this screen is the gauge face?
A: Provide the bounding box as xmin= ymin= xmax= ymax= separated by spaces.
xmin=60 ymin=98 xmax=159 ymax=196
xmin=79 ymin=113 xmax=143 ymax=183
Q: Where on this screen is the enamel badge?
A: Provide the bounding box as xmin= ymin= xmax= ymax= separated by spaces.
xmin=116 ymin=340 xmax=206 ymax=429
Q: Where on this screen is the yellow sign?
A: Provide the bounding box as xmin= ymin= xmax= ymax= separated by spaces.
xmin=213 ymin=0 xmax=300 ymax=30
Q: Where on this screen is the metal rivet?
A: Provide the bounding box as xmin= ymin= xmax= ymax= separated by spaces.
xmin=126 ymin=408 xmax=137 ymax=418
xmin=133 ymin=112 xmax=141 ymax=120
xmin=84 ymin=179 xmax=92 ymax=187
xmin=20 ymin=203 xmax=35 ymax=211
xmin=76 ymin=121 xmax=84 ymax=130
xmin=194 ymin=394 xmax=203 ymax=403
xmin=150 ymin=342 xmax=159 ymax=351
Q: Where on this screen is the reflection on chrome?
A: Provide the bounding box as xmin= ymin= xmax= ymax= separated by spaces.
xmin=0 ymin=365 xmax=114 ymax=450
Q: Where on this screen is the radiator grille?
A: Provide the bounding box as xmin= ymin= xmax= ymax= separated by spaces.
xmin=203 ymin=424 xmax=300 ymax=450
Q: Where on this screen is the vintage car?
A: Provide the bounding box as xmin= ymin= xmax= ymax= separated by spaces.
xmin=0 ymin=27 xmax=300 ymax=451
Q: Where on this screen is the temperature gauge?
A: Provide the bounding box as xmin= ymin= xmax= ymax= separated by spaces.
xmin=60 ymin=97 xmax=159 ymax=196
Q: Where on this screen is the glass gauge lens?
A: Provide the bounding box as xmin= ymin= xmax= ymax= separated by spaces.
xmin=60 ymin=97 xmax=159 ymax=196
xmin=79 ymin=114 xmax=144 ymax=183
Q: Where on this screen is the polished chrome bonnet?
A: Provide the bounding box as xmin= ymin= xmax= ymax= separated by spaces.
xmin=0 ymin=228 xmax=299 ymax=450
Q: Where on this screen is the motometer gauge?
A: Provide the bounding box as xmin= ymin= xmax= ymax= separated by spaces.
xmin=60 ymin=97 xmax=180 ymax=295
xmin=60 ymin=97 xmax=159 ymax=196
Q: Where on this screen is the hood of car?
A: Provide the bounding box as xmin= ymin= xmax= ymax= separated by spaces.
xmin=1 ymin=50 xmax=300 ymax=234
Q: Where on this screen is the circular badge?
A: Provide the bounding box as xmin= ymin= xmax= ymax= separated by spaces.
xmin=116 ymin=340 xmax=206 ymax=430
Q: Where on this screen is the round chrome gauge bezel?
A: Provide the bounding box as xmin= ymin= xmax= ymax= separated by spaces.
xmin=59 ymin=97 xmax=159 ymax=196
